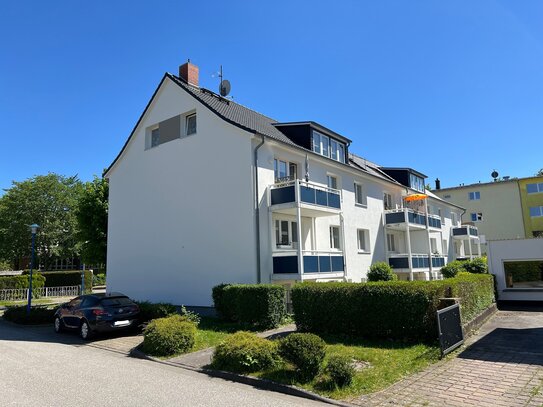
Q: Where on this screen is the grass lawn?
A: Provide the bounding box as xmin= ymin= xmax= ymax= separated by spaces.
xmin=192 ymin=316 xmax=255 ymax=352
xmin=254 ymin=334 xmax=440 ymax=400
xmin=0 ymin=298 xmax=60 ymax=307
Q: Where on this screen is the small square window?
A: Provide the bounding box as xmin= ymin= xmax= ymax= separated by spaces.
xmin=468 ymin=191 xmax=481 ymax=200
xmin=529 ymin=206 xmax=543 ymax=218
xmin=470 ymin=212 xmax=483 ymax=222
xmin=186 ymin=113 xmax=197 ymax=136
xmin=327 ymin=175 xmax=338 ymax=190
xmin=151 ymin=128 xmax=160 ymax=147
xmin=357 ymin=229 xmax=370 ymax=252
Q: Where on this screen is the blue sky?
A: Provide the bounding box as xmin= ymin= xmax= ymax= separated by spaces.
xmin=1 ymin=1 xmax=542 ymax=193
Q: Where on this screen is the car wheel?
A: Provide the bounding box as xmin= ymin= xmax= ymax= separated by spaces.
xmin=54 ymin=317 xmax=64 ymax=333
xmin=80 ymin=320 xmax=92 ymax=340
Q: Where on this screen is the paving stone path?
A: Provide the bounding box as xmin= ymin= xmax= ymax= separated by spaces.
xmin=352 ymin=309 xmax=543 ymax=407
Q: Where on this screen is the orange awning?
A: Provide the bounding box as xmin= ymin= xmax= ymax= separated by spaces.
xmin=404 ymin=193 xmax=427 ymax=202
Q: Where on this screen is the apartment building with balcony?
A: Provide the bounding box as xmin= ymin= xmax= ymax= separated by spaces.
xmin=105 ymin=60 xmax=473 ymax=306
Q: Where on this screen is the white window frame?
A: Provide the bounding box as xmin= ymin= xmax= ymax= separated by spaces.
xmin=471 ymin=212 xmax=483 ymax=222
xmin=468 ymin=191 xmax=481 ymax=200
xmin=529 ymin=206 xmax=543 ymax=218
xmin=442 ymin=239 xmax=448 ymax=255
xmin=185 ymin=113 xmax=197 ymax=136
xmin=357 ymin=229 xmax=370 ymax=253
xmin=430 ymin=237 xmax=438 ymax=254
xmin=354 ymin=182 xmax=367 ymax=206
xmin=330 ymin=226 xmax=341 ymax=250
xmin=383 ymin=192 xmax=393 ymax=210
xmin=327 ymin=174 xmax=338 ymax=190
xmin=386 ymin=233 xmax=396 ymax=252
xmin=274 ymin=218 xmax=298 ymax=249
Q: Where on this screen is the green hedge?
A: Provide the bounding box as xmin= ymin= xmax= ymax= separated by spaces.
xmin=292 ymin=274 xmax=494 ymax=341
xmin=3 ymin=305 xmax=55 ymax=325
xmin=0 ymin=274 xmax=45 ymax=290
xmin=40 ymin=271 xmax=92 ymax=291
xmin=212 ymin=284 xmax=286 ymax=329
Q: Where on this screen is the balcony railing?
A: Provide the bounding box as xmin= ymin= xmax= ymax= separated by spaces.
xmin=270 ymin=179 xmax=341 ymax=210
xmin=385 ymin=208 xmax=441 ymax=229
xmin=389 ymin=254 xmax=446 ymax=269
xmin=452 ymin=225 xmax=479 ymax=238
xmin=272 ymin=251 xmax=345 ymax=274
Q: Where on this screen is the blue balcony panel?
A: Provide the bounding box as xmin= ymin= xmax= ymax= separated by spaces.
xmin=271 ymin=186 xmax=295 ymax=205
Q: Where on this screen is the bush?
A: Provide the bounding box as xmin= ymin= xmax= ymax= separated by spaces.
xmin=367 ymin=262 xmax=396 ymax=282
xmin=212 ymin=331 xmax=279 ymax=373
xmin=93 ymin=273 xmax=106 ymax=286
xmin=135 ymin=301 xmax=177 ymax=324
xmin=212 ymin=284 xmax=286 ymax=329
xmin=464 ymin=257 xmax=488 ymax=274
xmin=3 ymin=305 xmax=56 ymax=325
xmin=40 ymin=270 xmax=92 ymax=292
xmin=279 ymin=333 xmax=326 ymax=381
xmin=291 ymin=274 xmax=495 ymax=341
xmin=180 ymin=305 xmax=201 ymax=326
xmin=440 ymin=260 xmax=466 ymax=278
xmin=142 ymin=314 xmax=196 ymax=356
xmin=326 ymin=355 xmax=355 ymax=387
xmin=0 ymin=274 xmax=45 ymax=293
xmin=0 ymin=260 xmax=12 ymax=271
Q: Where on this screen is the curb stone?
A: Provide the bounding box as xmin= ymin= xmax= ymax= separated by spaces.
xmin=129 ymin=346 xmax=354 ymax=407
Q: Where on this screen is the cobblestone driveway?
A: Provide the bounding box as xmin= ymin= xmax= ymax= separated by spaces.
xmin=352 ymin=308 xmax=543 ymax=407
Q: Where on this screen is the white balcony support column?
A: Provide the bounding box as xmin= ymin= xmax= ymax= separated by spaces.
xmin=425 ymin=200 xmax=433 ymax=280
xmin=477 ymin=239 xmax=481 ymax=257
xmin=467 ymin=237 xmax=473 ymax=260
xmin=340 ymin=213 xmax=347 ymax=280
xmin=404 ymin=208 xmax=414 ymax=281
xmin=295 ymin=180 xmax=304 ymax=278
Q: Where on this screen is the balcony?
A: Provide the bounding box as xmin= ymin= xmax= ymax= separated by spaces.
xmin=452 ymin=225 xmax=479 ymax=239
xmin=385 ymin=208 xmax=441 ymax=230
xmin=389 ymin=254 xmax=446 ymax=270
xmin=270 ymin=179 xmax=341 ymax=212
xmin=272 ymin=251 xmax=345 ymax=278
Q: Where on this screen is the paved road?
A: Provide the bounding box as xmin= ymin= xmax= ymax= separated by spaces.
xmin=0 ymin=321 xmax=324 ymax=407
xmin=354 ymin=308 xmax=543 ymax=407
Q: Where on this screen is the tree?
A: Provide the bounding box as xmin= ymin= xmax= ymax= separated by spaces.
xmin=76 ymin=176 xmax=108 ymax=265
xmin=537 ymin=169 xmax=543 ymax=176
xmin=0 ymin=173 xmax=83 ymax=270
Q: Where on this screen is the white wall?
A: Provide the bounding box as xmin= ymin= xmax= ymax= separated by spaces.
xmin=107 ymin=78 xmax=256 ymax=306
xmin=488 ymin=238 xmax=543 ymax=301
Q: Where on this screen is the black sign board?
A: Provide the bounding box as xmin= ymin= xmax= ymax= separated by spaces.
xmin=437 ymin=303 xmax=464 ymax=357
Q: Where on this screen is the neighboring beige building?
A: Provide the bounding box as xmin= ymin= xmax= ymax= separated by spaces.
xmin=434 ymin=178 xmax=525 ymax=254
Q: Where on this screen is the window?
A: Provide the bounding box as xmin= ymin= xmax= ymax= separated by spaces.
xmin=274 ymin=159 xmax=297 ymax=182
xmin=529 ymin=206 xmax=543 ymax=218
xmin=452 ymin=212 xmax=459 ymax=226
xmin=151 ymin=128 xmax=160 ymax=147
xmin=442 ymin=239 xmax=448 ymax=255
xmin=438 ymin=208 xmax=444 ymax=223
xmin=185 ymin=113 xmax=197 ymax=135
xmin=312 ymin=131 xmax=345 ymax=163
xmin=386 ymin=233 xmax=396 ymax=252
xmin=357 ymin=229 xmax=370 ymax=252
xmin=409 ymin=174 xmax=425 ymax=192
xmin=430 ymin=238 xmax=438 ymax=253
xmin=354 ymin=183 xmax=367 ymax=206
xmin=383 ymin=192 xmax=393 ymax=210
xmin=505 ymin=260 xmax=543 ymax=288
xmin=330 ymin=226 xmax=341 ymax=250
xmin=275 ymin=220 xmax=298 ymax=247
xmin=468 ymin=191 xmax=481 ymax=200
xmin=443 ymin=194 xmax=451 ymax=199
xmin=327 ymin=175 xmax=338 ymax=190
xmin=470 ymin=212 xmax=483 ymax=222
xmin=527 ymin=183 xmax=543 ymax=194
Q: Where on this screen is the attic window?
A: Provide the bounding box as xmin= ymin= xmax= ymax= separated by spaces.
xmin=186 ymin=113 xmax=197 ymax=136
xmin=312 ymin=131 xmax=345 ymax=163
xmin=151 ymin=128 xmax=160 ymax=148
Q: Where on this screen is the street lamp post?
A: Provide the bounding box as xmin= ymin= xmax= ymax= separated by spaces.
xmin=26 ymin=224 xmax=39 ymax=316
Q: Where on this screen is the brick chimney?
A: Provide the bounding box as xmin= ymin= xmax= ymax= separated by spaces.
xmin=435 ymin=178 xmax=441 ymax=190
xmin=179 ymin=59 xmax=199 ymax=87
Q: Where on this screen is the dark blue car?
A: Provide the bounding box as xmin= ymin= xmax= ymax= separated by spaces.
xmin=54 ymin=293 xmax=140 ymax=340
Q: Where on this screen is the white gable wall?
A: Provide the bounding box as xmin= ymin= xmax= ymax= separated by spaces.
xmin=107 ymin=78 xmax=256 ymax=306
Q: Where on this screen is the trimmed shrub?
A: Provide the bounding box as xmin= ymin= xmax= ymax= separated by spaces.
xmin=142 ymin=314 xmax=196 ymax=356
xmin=279 ymin=333 xmax=326 ymax=381
xmin=464 ymin=257 xmax=488 ymax=274
xmin=93 ymin=273 xmax=106 ymax=286
xmin=440 ymin=260 xmax=466 ymax=278
xmin=212 ymin=284 xmax=286 ymax=329
xmin=40 ymin=270 xmax=92 ymax=292
xmin=135 ymin=301 xmax=177 ymax=324
xmin=0 ymin=260 xmax=12 ymax=271
xmin=0 ymin=274 xmax=45 ymax=292
xmin=212 ymin=331 xmax=279 ymax=373
xmin=291 ymin=274 xmax=495 ymax=341
xmin=326 ymin=355 xmax=355 ymax=387
xmin=3 ymin=305 xmax=55 ymax=325
xmin=367 ymin=262 xmax=396 ymax=282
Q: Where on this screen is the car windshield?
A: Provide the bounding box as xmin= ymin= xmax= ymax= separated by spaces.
xmin=100 ymin=297 xmax=133 ymax=307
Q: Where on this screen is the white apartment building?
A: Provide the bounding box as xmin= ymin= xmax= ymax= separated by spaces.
xmin=105 ymin=60 xmax=479 ymax=306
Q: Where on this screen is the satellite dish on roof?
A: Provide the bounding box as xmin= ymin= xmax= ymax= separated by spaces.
xmin=220 ymin=79 xmax=231 ymax=97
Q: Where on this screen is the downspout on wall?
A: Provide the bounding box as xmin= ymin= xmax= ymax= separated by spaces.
xmin=254 ymin=134 xmax=266 ymax=284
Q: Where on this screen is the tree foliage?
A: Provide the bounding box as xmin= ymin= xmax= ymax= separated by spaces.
xmin=76 ymin=176 xmax=108 ymax=264
xmin=0 ymin=173 xmax=82 ymax=269
xmin=537 ymin=168 xmax=543 ymax=176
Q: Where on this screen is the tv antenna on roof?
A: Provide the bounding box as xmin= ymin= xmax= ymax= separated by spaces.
xmin=216 ymin=65 xmax=231 ymax=97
